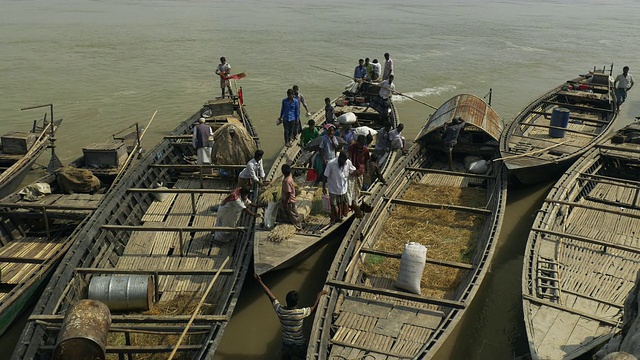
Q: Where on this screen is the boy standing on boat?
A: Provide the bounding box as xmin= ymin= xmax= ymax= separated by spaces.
xmin=615 ymin=66 xmax=634 ymax=112
xmin=323 ymin=151 xmax=356 ymax=224
xmin=192 ymin=117 xmax=214 ymax=166
xmin=215 ymin=56 xmax=233 ymax=98
xmin=254 ymin=273 xmax=327 ymax=360
xmin=324 ymin=97 xmax=335 ymax=124
xmin=213 ymin=187 xmax=261 ymax=244
xmin=278 ymin=89 xmax=300 ymax=147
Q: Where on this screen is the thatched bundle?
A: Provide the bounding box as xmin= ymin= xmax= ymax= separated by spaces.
xmin=361 ymin=183 xmax=486 ymax=299
xmin=211 ymin=123 xmax=257 ymax=165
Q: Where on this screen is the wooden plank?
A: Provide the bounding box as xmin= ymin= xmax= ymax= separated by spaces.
xmin=127 ymin=188 xmax=233 ymax=194
xmin=39 ymin=344 xmax=204 ymax=354
xmin=519 ymin=123 xmax=598 ymax=137
xmin=360 ymin=248 xmax=474 ymax=270
xmin=405 ymin=167 xmax=494 ymax=179
xmin=0 ymin=256 xmax=45 ymax=264
xmin=598 ymin=144 xmax=640 ymax=155
xmin=327 ymin=280 xmax=465 ymax=309
xmin=545 ymin=199 xmax=640 ymax=221
xmin=534 ymin=228 xmax=640 ymax=255
xmin=0 ymin=203 xmax=96 ymax=211
xmin=330 ymin=339 xmax=412 ymax=359
xmin=30 ymin=314 xmax=229 ymax=323
xmin=388 ymin=199 xmax=491 ymax=215
xmin=75 ymin=267 xmax=233 ymax=275
xmin=523 ymin=294 xmax=619 ymax=326
xmin=541 ymin=100 xmax=614 ymax=113
xmin=528 ymin=110 xmax=609 ymax=125
xmin=102 ymin=225 xmax=245 ymax=232
xmin=149 ymin=164 xmax=245 ymax=170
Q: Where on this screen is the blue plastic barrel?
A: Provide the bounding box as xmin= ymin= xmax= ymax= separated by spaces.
xmin=549 ymin=107 xmax=570 ymax=138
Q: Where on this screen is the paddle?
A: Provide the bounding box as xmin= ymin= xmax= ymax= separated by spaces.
xmin=310 ymin=65 xmax=439 ymax=110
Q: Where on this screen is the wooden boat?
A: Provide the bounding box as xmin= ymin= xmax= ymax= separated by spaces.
xmin=12 ymin=97 xmax=259 ymax=359
xmin=500 ymin=66 xmax=617 ymax=184
xmin=0 ymin=124 xmax=140 ymax=336
xmin=308 ymin=93 xmax=507 ymax=359
xmin=0 ymin=106 xmax=61 ymax=199
xmin=253 ymin=88 xmax=399 ymax=275
xmin=522 ymin=121 xmax=640 ymax=359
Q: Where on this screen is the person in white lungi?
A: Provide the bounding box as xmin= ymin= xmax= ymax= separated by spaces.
xmin=192 ymin=117 xmax=213 ymax=165
xmin=213 ymin=187 xmax=261 ymax=244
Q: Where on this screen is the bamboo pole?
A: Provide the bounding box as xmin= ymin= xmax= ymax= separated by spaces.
xmin=167 ymin=256 xmax=230 ymax=360
xmin=493 ymin=140 xmax=571 ymax=162
xmin=113 ymin=110 xmax=157 ymax=184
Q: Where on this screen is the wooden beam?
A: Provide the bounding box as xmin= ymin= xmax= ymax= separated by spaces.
xmin=598 ymin=144 xmax=640 ymax=155
xmin=149 ymin=164 xmax=245 ymax=170
xmin=360 ymin=248 xmax=474 ymax=270
xmin=585 ymin=196 xmax=640 ymax=212
xmin=388 ymin=198 xmax=491 ymax=215
xmin=405 ymin=167 xmax=494 ymax=179
xmin=528 ymin=110 xmax=609 ymax=125
xmin=329 ymin=339 xmax=413 ymax=359
xmin=578 ymin=176 xmax=638 ymax=190
xmin=520 ymin=123 xmax=598 ymax=137
xmin=545 ymin=199 xmax=640 ymax=221
xmin=0 ymin=256 xmax=45 ymax=264
xmin=326 ymin=280 xmax=466 ymax=309
xmin=101 ymin=225 xmax=245 ymax=232
xmin=541 ymin=100 xmax=615 ymax=113
xmin=0 ymin=203 xmax=96 ymax=211
xmin=127 ymin=188 xmax=232 ymax=194
xmin=39 ymin=344 xmax=203 ymax=354
xmin=74 ymin=268 xmax=233 ymax=276
xmin=532 ymin=227 xmax=640 ymax=255
xmin=523 ymin=294 xmax=619 ymax=326
xmin=29 ymin=314 xmax=229 ymax=323
xmin=579 ymin=172 xmax=640 ymax=187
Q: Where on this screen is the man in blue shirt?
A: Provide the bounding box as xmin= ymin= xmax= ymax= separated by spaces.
xmin=354 ymin=59 xmax=368 ymax=94
xmin=278 ymin=89 xmax=300 ymax=147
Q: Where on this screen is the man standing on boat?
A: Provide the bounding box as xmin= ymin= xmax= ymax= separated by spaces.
xmin=238 ymin=150 xmax=267 ymax=188
xmin=371 ymin=75 xmax=395 ymax=123
xmin=383 ymin=52 xmax=394 ymax=80
xmin=254 ymin=273 xmax=327 ymax=360
xmin=215 ymin=56 xmax=233 ymax=98
xmin=371 ymin=59 xmax=382 ymax=81
xmin=192 ymin=117 xmax=214 ymax=166
xmin=354 ymin=58 xmax=368 ymax=93
xmin=277 ymin=164 xmax=302 ymax=230
xmin=442 ymin=117 xmax=466 ymax=170
xmin=323 ymin=151 xmax=356 ymax=224
xmin=347 ymin=135 xmax=370 ymax=217
xmin=278 ymin=89 xmax=300 ymax=147
xmin=615 ymin=66 xmax=634 ymax=112
xmin=213 ymin=187 xmax=261 ymax=244
xmin=292 ymin=85 xmax=311 ymax=117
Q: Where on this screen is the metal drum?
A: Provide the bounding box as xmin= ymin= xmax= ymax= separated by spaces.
xmin=53 ymin=299 xmax=111 ymax=360
xmin=88 ymin=275 xmax=154 ymax=312
xmin=549 ymin=107 xmax=571 ymax=138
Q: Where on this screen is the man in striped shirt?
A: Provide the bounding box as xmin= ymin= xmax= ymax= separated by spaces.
xmin=255 ymin=273 xmax=328 ymax=359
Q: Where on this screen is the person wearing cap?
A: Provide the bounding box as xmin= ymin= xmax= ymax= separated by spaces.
xmin=215 ymin=56 xmax=233 ymax=98
xmin=323 ymin=151 xmax=356 ymax=224
xmin=238 ymin=150 xmax=267 ymax=188
xmin=193 ymin=117 xmax=214 ymax=166
xmin=278 ymin=89 xmax=300 ymax=147
xmin=371 ymin=59 xmax=382 ymax=82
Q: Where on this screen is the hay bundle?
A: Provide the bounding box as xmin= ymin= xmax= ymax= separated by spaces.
xmin=263 ymin=184 xmax=325 ymax=243
xmin=361 ymin=183 xmax=486 ymax=300
xmin=211 ymin=123 xmax=257 ymax=165
xmin=266 ymin=224 xmax=298 ymax=243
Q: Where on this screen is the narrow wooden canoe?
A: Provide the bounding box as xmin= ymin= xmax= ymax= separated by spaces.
xmin=522 ymin=121 xmax=640 ymax=359
xmin=0 ymin=125 xmax=140 ymax=336
xmin=0 ymin=116 xmax=58 ymax=199
xmin=12 ymin=97 xmax=259 ymax=360
xmin=253 ymin=90 xmax=399 ymax=275
xmin=500 ymin=66 xmax=617 ymax=184
xmin=308 ymin=93 xmax=507 ymax=359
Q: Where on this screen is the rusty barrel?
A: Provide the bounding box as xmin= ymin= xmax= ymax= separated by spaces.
xmin=53 ymin=299 xmax=111 ymax=360
xmin=88 ymin=275 xmax=154 ymax=311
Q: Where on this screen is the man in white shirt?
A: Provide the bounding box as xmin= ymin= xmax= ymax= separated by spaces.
xmin=238 ymin=150 xmax=266 ymax=188
xmin=192 ymin=117 xmax=213 ymax=166
xmin=215 ymin=56 xmax=233 ymax=98
xmin=322 ymin=151 xmax=356 ymax=224
xmin=388 ymin=123 xmax=406 ymax=154
xmin=383 ymin=52 xmax=394 ymax=80
xmin=213 ymin=187 xmax=260 ymax=244
xmin=614 ymin=66 xmax=634 ymax=112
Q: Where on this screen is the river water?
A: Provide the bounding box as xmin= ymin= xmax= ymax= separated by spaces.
xmin=1 ymin=0 xmax=640 ymax=358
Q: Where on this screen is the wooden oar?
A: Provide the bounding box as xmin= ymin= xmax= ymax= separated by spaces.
xmin=310 ymin=65 xmax=439 ymax=110
xmin=167 ymin=256 xmax=230 ymax=360
xmin=113 ymin=110 xmax=157 ymax=184
xmin=493 ymin=140 xmax=571 ymax=162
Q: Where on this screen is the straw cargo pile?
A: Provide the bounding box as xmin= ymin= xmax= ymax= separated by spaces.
xmin=361 ymin=183 xmax=486 ymax=299
xmin=211 ymin=123 xmax=256 ymax=165
xmin=106 ymin=294 xmax=208 ymax=360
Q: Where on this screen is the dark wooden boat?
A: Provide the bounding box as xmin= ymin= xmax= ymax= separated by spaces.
xmin=0 ymin=108 xmax=60 ymax=199
xmin=522 ymin=121 xmax=640 ymax=359
xmin=253 ymin=89 xmax=399 ymax=275
xmin=500 ymin=66 xmax=617 ymax=184
xmin=12 ymin=97 xmax=259 ymax=360
xmin=308 ymin=93 xmax=507 ymax=359
xmin=0 ymin=124 xmax=140 ymax=336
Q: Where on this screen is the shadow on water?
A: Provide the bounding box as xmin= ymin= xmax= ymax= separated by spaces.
xmin=214 ymin=227 xmax=345 ymax=360
xmin=432 ymin=179 xmax=554 ymax=360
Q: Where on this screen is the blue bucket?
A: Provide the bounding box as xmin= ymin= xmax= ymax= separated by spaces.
xmin=549 ymin=108 xmax=570 ymax=138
